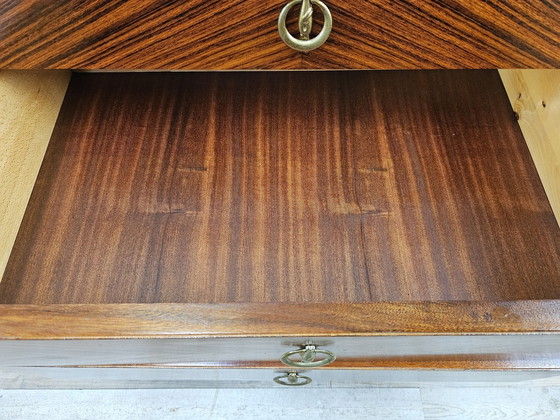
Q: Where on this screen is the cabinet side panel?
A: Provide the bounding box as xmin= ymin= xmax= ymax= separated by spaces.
xmin=499 ymin=69 xmax=560 ymax=226
xmin=0 ymin=70 xmax=71 ymax=281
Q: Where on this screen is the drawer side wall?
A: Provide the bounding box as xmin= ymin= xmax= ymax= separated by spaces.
xmin=0 ymin=70 xmax=71 ymax=282
xmin=500 ymin=69 xmax=560 ymax=226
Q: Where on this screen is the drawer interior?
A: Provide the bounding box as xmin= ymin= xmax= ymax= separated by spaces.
xmin=1 ymin=70 xmax=559 ymax=304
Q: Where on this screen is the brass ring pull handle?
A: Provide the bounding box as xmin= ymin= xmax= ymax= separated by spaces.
xmin=280 ymin=345 xmax=336 ymax=368
xmin=273 ymin=372 xmax=313 ymax=386
xmin=278 ymin=0 xmax=332 ymax=52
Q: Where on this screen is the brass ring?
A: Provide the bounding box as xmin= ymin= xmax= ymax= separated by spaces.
xmin=278 ymin=0 xmax=332 ymax=52
xmin=281 ymin=347 xmax=336 ymax=368
xmin=273 ymin=372 xmax=313 ymax=386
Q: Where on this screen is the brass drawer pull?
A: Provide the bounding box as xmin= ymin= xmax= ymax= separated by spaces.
xmin=278 ymin=0 xmax=332 ymax=52
xmin=281 ymin=344 xmax=336 ymax=368
xmin=274 ymin=371 xmax=312 ymax=386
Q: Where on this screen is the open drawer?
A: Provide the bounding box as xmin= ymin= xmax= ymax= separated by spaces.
xmin=0 ymin=69 xmax=559 ymax=388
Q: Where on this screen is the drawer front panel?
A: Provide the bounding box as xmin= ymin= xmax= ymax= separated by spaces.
xmin=0 ymin=0 xmax=558 ymax=69
xmin=2 ymin=302 xmax=560 ymax=369
xmin=2 ymin=366 xmax=560 ymax=389
xmin=3 ymin=335 xmax=560 ymax=367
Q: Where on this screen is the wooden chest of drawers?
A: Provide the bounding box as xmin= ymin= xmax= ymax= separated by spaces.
xmin=0 ymin=0 xmax=559 ymax=388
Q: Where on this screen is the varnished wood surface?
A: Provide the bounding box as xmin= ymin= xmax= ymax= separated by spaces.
xmin=1 ymin=70 xmax=559 ymax=304
xmin=0 ymin=0 xmax=558 ymax=69
xmin=2 ymin=302 xmax=560 ymax=339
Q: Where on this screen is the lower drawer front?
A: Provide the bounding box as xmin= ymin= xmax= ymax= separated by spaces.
xmin=3 ymin=335 xmax=560 ymax=388
xmin=4 ymin=335 xmax=560 ymax=367
xmin=3 ymin=367 xmax=560 ymax=389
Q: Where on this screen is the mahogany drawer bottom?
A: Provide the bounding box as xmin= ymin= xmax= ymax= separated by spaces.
xmin=2 ymin=70 xmax=559 ymax=305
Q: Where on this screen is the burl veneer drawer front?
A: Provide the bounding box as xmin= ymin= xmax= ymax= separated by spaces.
xmin=0 ymin=0 xmax=558 ymax=69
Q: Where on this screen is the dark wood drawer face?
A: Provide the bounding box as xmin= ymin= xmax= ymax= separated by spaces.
xmin=0 ymin=0 xmax=558 ymax=69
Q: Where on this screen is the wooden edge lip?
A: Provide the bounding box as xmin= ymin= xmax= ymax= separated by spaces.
xmin=1 ymin=301 xmax=560 ymax=339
